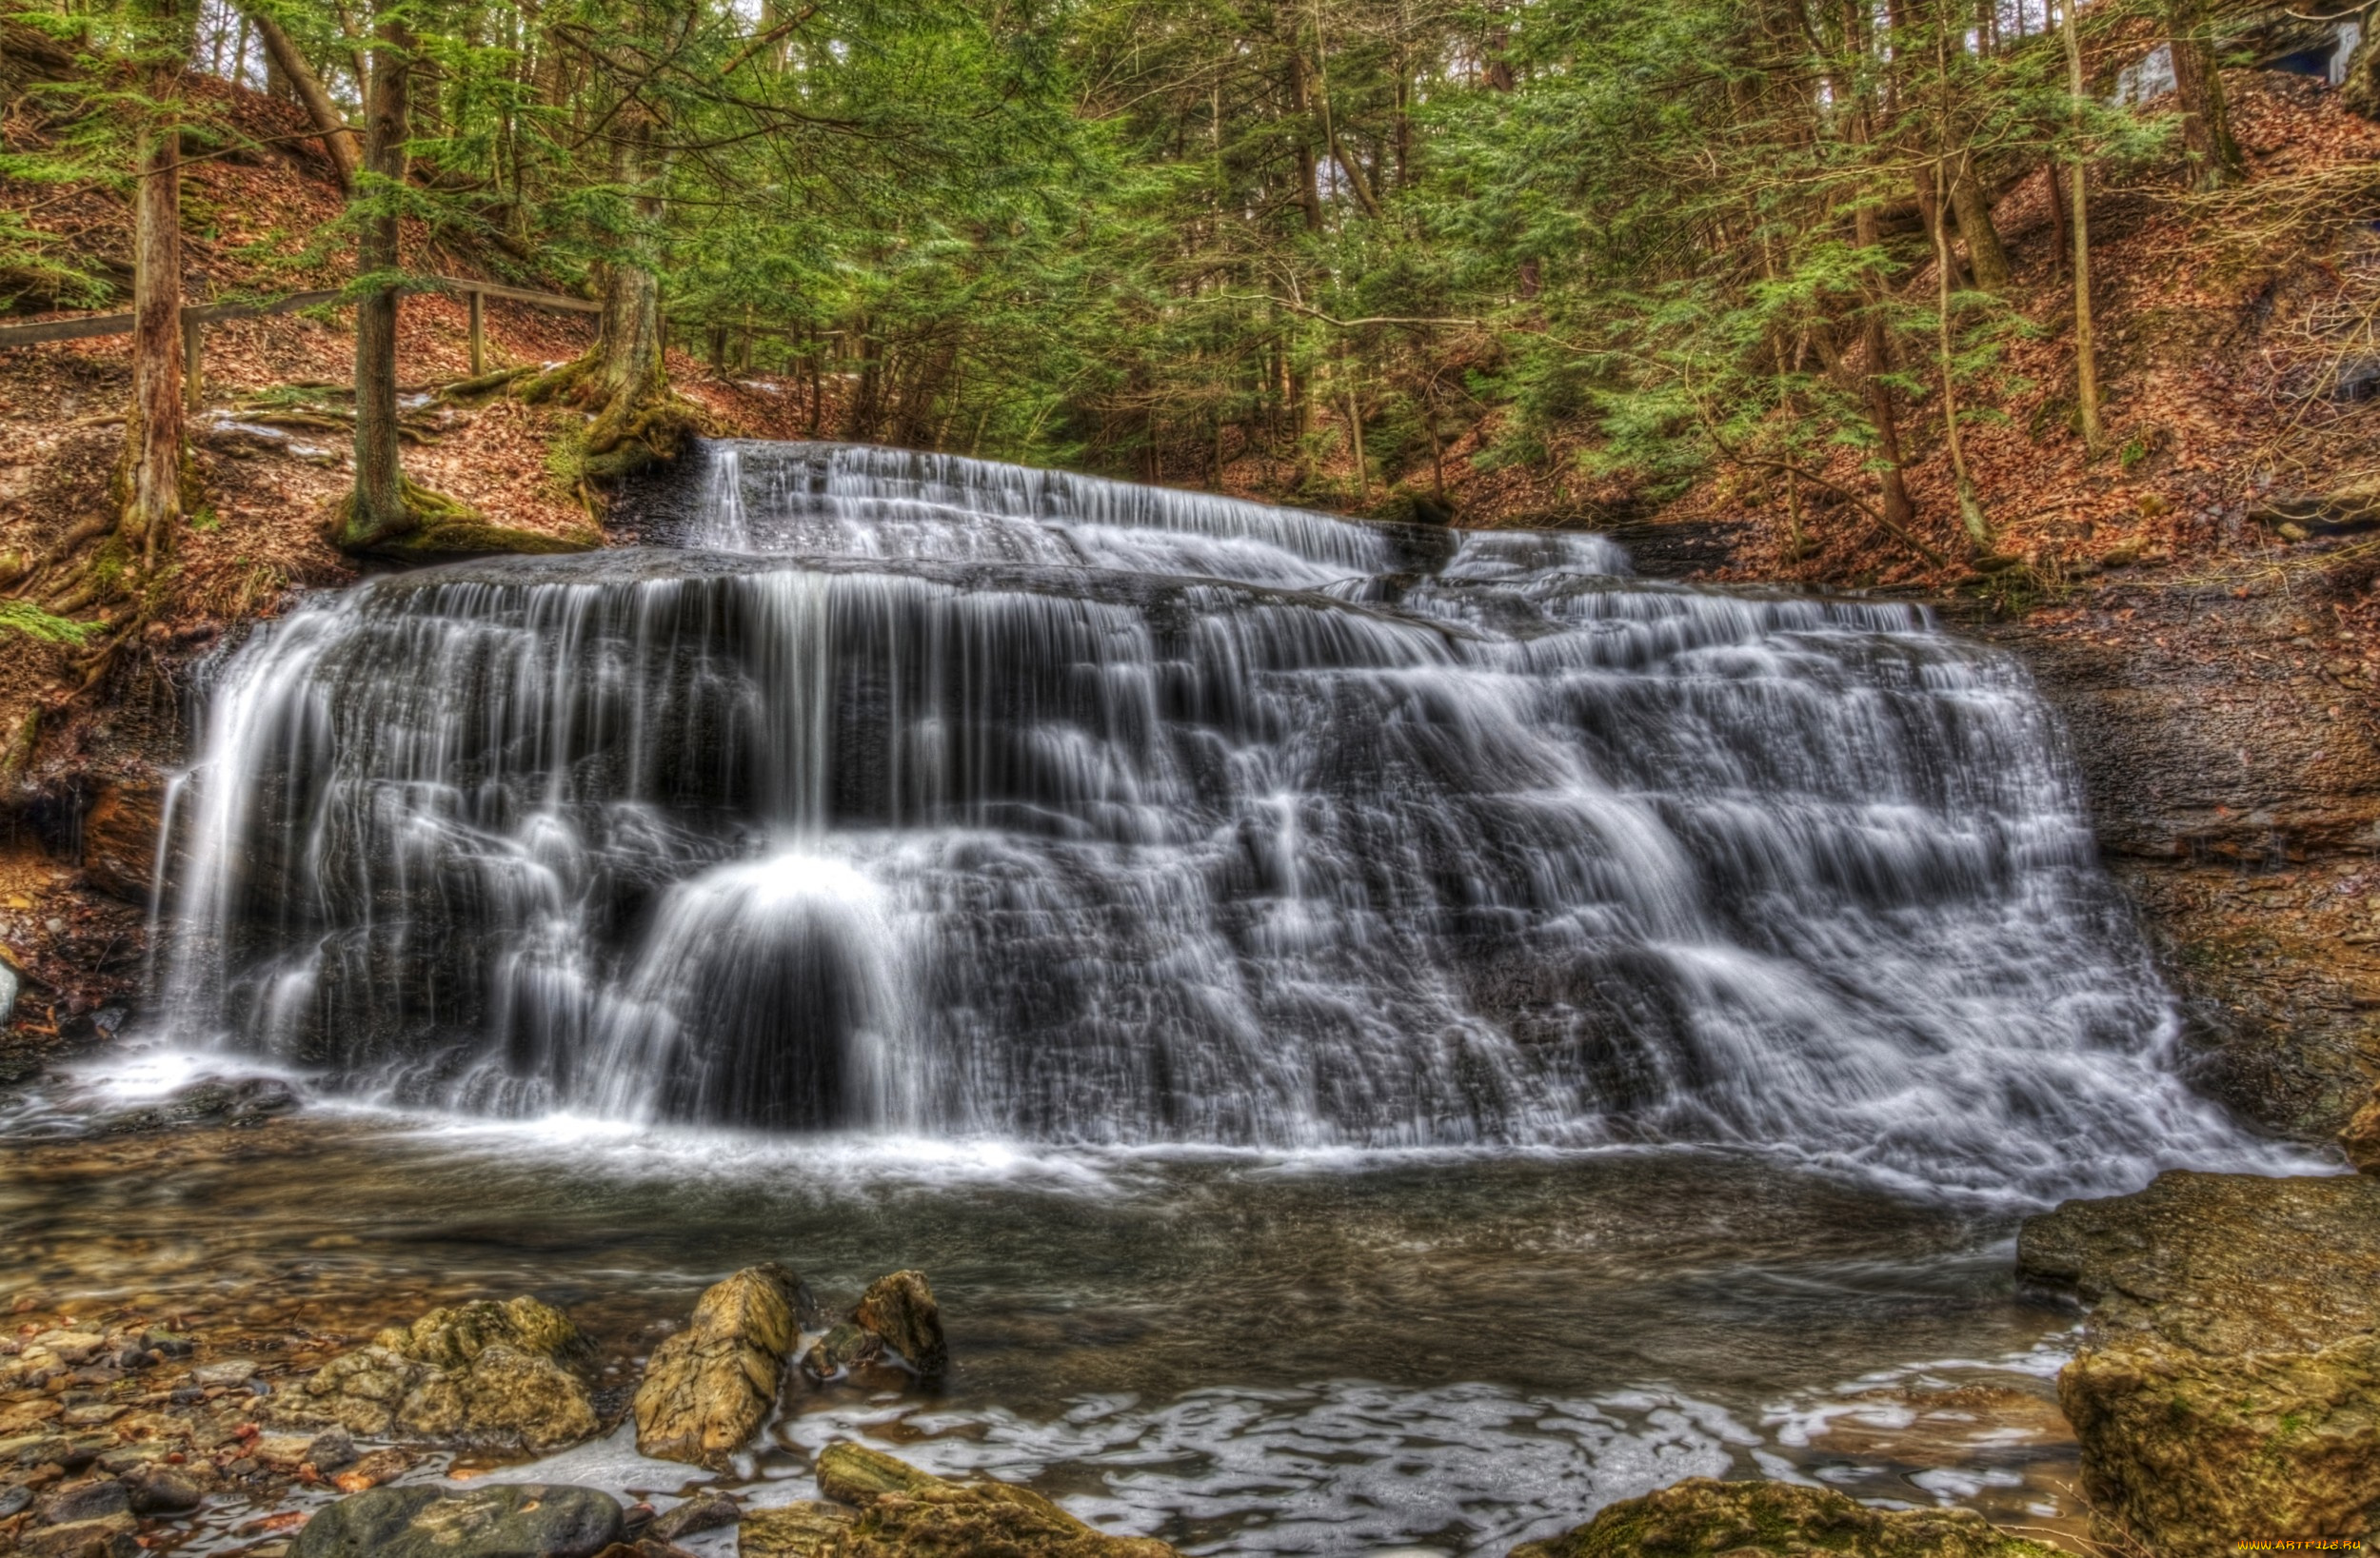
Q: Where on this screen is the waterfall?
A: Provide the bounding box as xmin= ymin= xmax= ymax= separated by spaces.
xmin=150 ymin=441 xmax=2251 ymax=1196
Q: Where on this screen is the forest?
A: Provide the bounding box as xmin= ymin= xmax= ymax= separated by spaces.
xmin=3 ymin=0 xmax=2374 ymax=625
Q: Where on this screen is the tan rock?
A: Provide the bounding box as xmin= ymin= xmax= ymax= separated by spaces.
xmin=295 ymin=1295 xmax=597 ymax=1451
xmin=851 ymin=1271 xmax=946 ymax=1377
xmin=737 ymin=1500 xmax=857 ymax=1558
xmin=814 ymin=1442 xmax=943 ymax=1507
xmin=2344 ymin=1085 xmax=2380 ymax=1173
xmin=295 ymin=1346 xmax=423 ymax=1438
xmin=634 ymin=1264 xmax=809 ymax=1469
xmin=2017 ymin=1170 xmax=2380 ymax=1556
xmin=1504 ymin=1478 xmax=2061 ymax=1558
xmin=399 ymin=1342 xmax=596 ymax=1450
xmin=790 ymin=1443 xmax=1177 ymax=1558
xmin=374 ymin=1295 xmax=590 ymax=1371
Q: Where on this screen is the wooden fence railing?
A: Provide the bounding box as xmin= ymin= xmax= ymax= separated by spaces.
xmin=0 ymin=277 xmax=603 ymax=406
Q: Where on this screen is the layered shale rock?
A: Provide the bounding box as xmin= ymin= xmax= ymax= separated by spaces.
xmin=290 ymin=1296 xmax=598 ymax=1451
xmin=634 ymin=1264 xmax=816 ymax=1468
xmin=1505 ymin=1478 xmax=2061 ymax=1558
xmin=2345 ymin=1084 xmax=2380 ymax=1173
xmin=2017 ymin=1170 xmax=2380 ymax=1556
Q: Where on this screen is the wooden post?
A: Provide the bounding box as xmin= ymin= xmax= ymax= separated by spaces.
xmin=182 ymin=315 xmax=202 ymax=410
xmin=467 ymin=287 xmax=485 ymax=376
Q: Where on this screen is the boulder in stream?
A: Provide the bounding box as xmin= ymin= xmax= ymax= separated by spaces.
xmin=1504 ymin=1478 xmax=2061 ymax=1557
xmin=633 ymin=1264 xmax=814 ymax=1468
xmin=740 ymin=1442 xmax=1178 ymax=1558
xmin=850 ymin=1270 xmax=946 ymax=1377
xmin=290 ymin=1295 xmax=598 ymax=1451
xmin=799 ymin=1270 xmax=946 ymax=1383
xmin=2016 ymin=1169 xmax=2380 ymax=1556
xmin=95 ymin=1075 xmax=298 ymax=1135
xmin=289 ymin=1481 xmax=624 ymax=1558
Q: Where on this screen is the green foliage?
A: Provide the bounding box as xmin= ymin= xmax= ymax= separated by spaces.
xmin=0 ymin=601 xmax=101 ymax=646
xmin=10 ymin=0 xmax=2179 ymax=534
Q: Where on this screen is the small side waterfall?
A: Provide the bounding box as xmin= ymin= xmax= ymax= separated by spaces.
xmin=150 ymin=441 xmax=2249 ymax=1196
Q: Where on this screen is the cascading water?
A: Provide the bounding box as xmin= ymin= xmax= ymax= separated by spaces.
xmin=151 ymin=440 xmax=2250 ymax=1197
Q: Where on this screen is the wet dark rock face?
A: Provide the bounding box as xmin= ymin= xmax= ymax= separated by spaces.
xmin=1982 ymin=581 xmax=2380 ymax=1144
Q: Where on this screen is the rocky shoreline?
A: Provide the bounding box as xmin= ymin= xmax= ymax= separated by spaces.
xmin=2016 ymin=1169 xmax=2380 ymax=1555
xmin=1 ymin=1257 xmax=2093 ymax=1558
xmin=0 ymin=1078 xmax=2373 ymax=1558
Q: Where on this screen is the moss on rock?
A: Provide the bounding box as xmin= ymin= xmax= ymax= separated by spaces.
xmin=2017 ymin=1171 xmax=2380 ymax=1555
xmin=361 ymin=517 xmax=601 ymax=562
xmin=289 ymin=1296 xmax=598 ymax=1452
xmin=1504 ymin=1479 xmax=2063 ymax=1558
xmin=744 ymin=1443 xmax=1179 ymax=1558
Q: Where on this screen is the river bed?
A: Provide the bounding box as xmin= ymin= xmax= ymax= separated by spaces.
xmin=1 ymin=1063 xmax=2094 ymax=1555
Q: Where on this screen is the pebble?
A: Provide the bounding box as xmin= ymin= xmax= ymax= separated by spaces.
xmin=129 ymin=1467 xmax=206 ymax=1515
xmin=188 ymin=1359 xmax=258 ymax=1388
xmin=36 ymin=1475 xmax=129 ymax=1525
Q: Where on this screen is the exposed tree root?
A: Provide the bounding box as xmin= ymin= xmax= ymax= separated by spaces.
xmin=324 ymin=475 xmax=597 ymax=562
xmin=437 ymin=365 xmax=535 ymax=404
xmin=521 ymin=352 xmax=704 ymax=483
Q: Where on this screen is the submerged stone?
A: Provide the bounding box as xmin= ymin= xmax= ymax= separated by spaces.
xmin=289 ymin=1482 xmax=624 ymax=1558
xmin=647 ymin=1489 xmax=740 ymax=1541
xmin=2017 ymin=1170 xmax=2380 ymax=1555
xmin=633 ymin=1264 xmax=809 ymax=1468
xmin=783 ymin=1442 xmax=1177 ymax=1558
xmin=1505 ymin=1478 xmax=2062 ymax=1557
xmin=798 ymin=1321 xmax=880 ymax=1383
xmin=17 ymin=1514 xmax=139 ymax=1558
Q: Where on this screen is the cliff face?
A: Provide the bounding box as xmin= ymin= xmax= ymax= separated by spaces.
xmin=1985 ymin=570 xmax=2380 ymax=1143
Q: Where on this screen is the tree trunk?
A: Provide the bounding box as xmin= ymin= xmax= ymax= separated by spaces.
xmin=1913 ymin=170 xmax=1968 ymax=292
xmin=2045 ymin=159 xmax=2068 ymax=278
xmin=578 ymin=102 xmax=679 ymax=476
xmin=243 ymin=4 xmax=358 ymax=191
xmin=334 ymin=8 xmax=411 ymax=548
xmin=112 ymin=0 xmax=189 ymax=582
xmin=1843 ymin=0 xmax=1917 ymax=534
xmin=1933 ymin=157 xmax=1993 ymax=552
xmin=2167 ymin=0 xmax=2243 ymax=187
xmin=2059 ymin=0 xmax=2106 ymax=455
xmin=1285 ymin=46 xmax=1322 ymax=232
xmin=1948 ymin=160 xmax=2012 ymax=292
